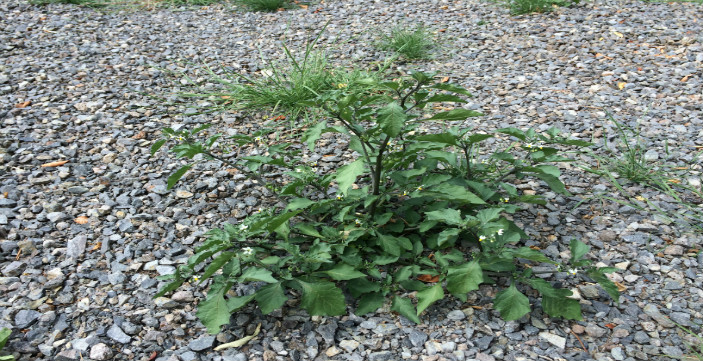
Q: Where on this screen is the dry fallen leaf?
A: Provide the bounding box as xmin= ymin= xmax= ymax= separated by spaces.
xmin=299 ymin=4 xmax=308 ymax=9
xmin=604 ymin=323 xmax=616 ymax=329
xmin=681 ymin=75 xmax=691 ymax=82
xmin=41 ymin=160 xmax=69 ymax=168
xmin=214 ymin=323 xmax=261 ymax=351
xmin=74 ymin=216 xmax=89 ymax=224
xmin=440 ymin=76 xmax=450 ymax=83
xmin=91 ymin=242 xmax=102 ymax=251
xmin=617 ymin=82 xmax=626 ymax=90
xmin=417 ymin=274 xmax=440 ymax=283
xmin=132 ymin=131 xmax=147 ymax=139
xmin=271 ymin=115 xmax=286 ymax=121
xmin=15 ymin=101 xmax=31 ymax=108
xmin=615 ymin=282 xmax=627 ymax=292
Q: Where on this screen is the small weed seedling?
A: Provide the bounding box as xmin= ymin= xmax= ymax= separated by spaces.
xmin=236 ymin=0 xmax=287 ymax=12
xmin=0 ymin=328 xmax=14 ymax=361
xmin=509 ymin=0 xmax=578 ymax=14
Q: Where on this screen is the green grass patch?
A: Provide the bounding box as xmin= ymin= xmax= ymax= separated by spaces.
xmin=235 ymin=0 xmax=288 ymax=11
xmin=378 ymin=25 xmax=435 ymax=60
xmin=509 ymin=0 xmax=578 ymax=14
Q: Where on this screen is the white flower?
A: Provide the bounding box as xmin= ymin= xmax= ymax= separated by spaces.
xmin=479 ymin=235 xmax=487 ymax=242
xmin=496 ymin=229 xmax=504 ymax=236
xmin=568 ymin=268 xmax=578 ymax=276
xmin=336 ymin=194 xmax=344 ymax=200
xmin=525 ymin=143 xmax=534 ymax=148
xmin=354 ymin=218 xmax=362 ymax=226
xmin=295 ymin=168 xmax=302 ymax=173
xmin=239 ymin=224 xmax=248 ymax=231
xmin=416 ymin=185 xmax=424 ymax=191
xmin=242 ymin=247 xmax=254 ymax=256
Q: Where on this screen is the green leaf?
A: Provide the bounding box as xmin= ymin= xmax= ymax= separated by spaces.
xmin=467 ymin=133 xmax=493 ymax=144
xmin=493 ymin=283 xmax=530 ymax=321
xmin=496 ymin=127 xmax=526 ymax=140
xmin=336 ymin=159 xmax=365 ymax=196
xmin=200 ymin=252 xmax=236 ymax=282
xmin=391 ymin=296 xmax=421 ymax=324
xmin=255 ymin=282 xmax=288 ymax=315
xmin=528 ymin=279 xmax=582 ymax=320
xmin=356 ymin=292 xmax=385 ymax=315
xmin=476 ymin=208 xmax=502 ymax=225
xmin=154 ymin=278 xmax=185 ymax=298
xmin=167 ymin=164 xmax=193 ymax=189
xmin=226 ymin=293 xmax=256 ymax=313
xmin=415 ymin=133 xmax=459 ymax=146
xmin=425 ymin=94 xmax=468 ymax=103
xmin=0 ymin=328 xmax=10 ymax=350
xmin=377 ymin=102 xmax=407 ymax=137
xmin=431 ymin=83 xmax=473 ymax=96
xmin=587 ymin=269 xmax=620 ymax=304
xmin=416 ymin=284 xmax=444 ymax=315
xmin=431 ymin=184 xmax=485 ymax=204
xmin=437 ymin=228 xmax=461 ymax=247
xmin=294 ymin=223 xmax=324 ymax=239
xmin=298 ymin=280 xmax=347 ymax=316
xmin=347 ymin=278 xmax=381 ymax=298
xmin=532 ymin=172 xmax=570 ymax=195
xmin=286 ymin=198 xmax=316 ymax=211
xmin=151 ymin=139 xmax=167 ymax=155
xmin=324 ymin=264 xmax=366 ymax=280
xmin=426 ymin=109 xmax=483 ymax=121
xmin=196 ymin=293 xmax=231 ymax=334
xmin=239 ymin=267 xmax=277 ymax=283
xmin=425 ymin=209 xmax=463 ymax=226
xmin=570 ymin=239 xmax=590 ymax=264
xmin=304 ymin=121 xmax=327 ymax=151
xmin=507 ymin=247 xmax=554 ymax=264
xmin=377 ymin=233 xmax=401 ymax=256
xmin=446 ymin=261 xmax=483 ymax=301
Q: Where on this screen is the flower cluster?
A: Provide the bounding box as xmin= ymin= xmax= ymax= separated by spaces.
xmin=478 ymin=229 xmax=504 ymax=243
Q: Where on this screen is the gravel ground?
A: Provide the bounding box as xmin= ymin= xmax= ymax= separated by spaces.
xmin=1 ymin=0 xmax=702 ymax=361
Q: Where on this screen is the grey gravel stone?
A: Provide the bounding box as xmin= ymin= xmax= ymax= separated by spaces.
xmin=66 ymin=235 xmax=87 ymax=259
xmin=90 ymin=343 xmax=113 ymax=360
xmin=2 ymin=261 xmax=26 ymax=277
xmin=447 ymin=310 xmax=466 ymax=321
xmin=188 ymin=335 xmax=215 ymax=351
xmin=107 ymin=324 xmax=131 ymax=344
xmin=643 ymin=304 xmax=675 ymax=327
xmin=14 ymin=309 xmax=41 ymax=328
xmin=409 ymin=329 xmax=428 ymax=347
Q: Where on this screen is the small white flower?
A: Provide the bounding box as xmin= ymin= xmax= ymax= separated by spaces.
xmin=354 ymin=218 xmax=362 ymax=226
xmin=481 ymin=159 xmax=488 ymax=164
xmin=336 ymin=194 xmax=344 ymax=200
xmin=295 ymin=168 xmax=302 ymax=173
xmin=254 ymin=136 xmax=263 ymax=143
xmin=501 ymin=197 xmax=509 ymax=203
xmin=568 ymin=268 xmax=578 ymax=276
xmin=242 ymin=247 xmax=254 ymax=256
xmin=496 ymin=229 xmax=504 ymax=236
xmin=192 ymin=276 xmax=200 ymax=282
xmin=525 ymin=143 xmax=534 ymax=148
xmin=479 ymin=235 xmax=487 ymax=242
xmin=239 ymin=224 xmax=248 ymax=231
xmin=416 ymin=185 xmax=424 ymax=191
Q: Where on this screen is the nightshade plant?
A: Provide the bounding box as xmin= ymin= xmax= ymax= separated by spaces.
xmin=151 ymin=71 xmax=619 ymax=334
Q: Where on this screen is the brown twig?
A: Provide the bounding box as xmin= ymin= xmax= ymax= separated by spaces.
xmin=15 ymin=248 xmax=21 ymax=260
xmin=571 ymin=328 xmax=588 ymax=352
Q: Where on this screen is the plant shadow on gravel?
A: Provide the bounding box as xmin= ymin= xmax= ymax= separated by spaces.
xmin=150 ymin=32 xmax=620 ymax=333
xmin=579 ymin=114 xmax=703 ymax=233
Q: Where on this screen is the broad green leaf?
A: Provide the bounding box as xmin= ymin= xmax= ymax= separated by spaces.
xmin=347 ymin=278 xmax=381 ymax=298
xmin=323 ymin=264 xmax=366 ymax=280
xmin=496 ymin=127 xmax=526 ymax=140
xmin=153 ymin=279 xmax=185 ymax=299
xmin=356 ymin=292 xmax=385 ymax=315
xmin=0 ymin=356 xmax=14 ymax=361
xmin=151 ymin=139 xmax=167 ymax=155
xmin=467 ymin=133 xmax=493 ymax=143
xmin=226 ymin=293 xmax=255 ymax=313
xmin=373 ymin=254 xmax=399 ymax=265
xmin=377 ymin=102 xmax=407 ymax=137
xmin=431 ymin=184 xmax=485 ymax=204
xmin=416 ymin=284 xmax=444 ymax=315
xmin=304 ymin=121 xmax=327 ymax=151
xmin=298 ymin=280 xmax=347 ymax=316
xmin=167 ymin=164 xmax=193 ymax=189
xmin=431 ymin=83 xmax=473 ymax=96
xmin=493 ymin=283 xmax=530 ymax=321
xmin=239 ymin=267 xmax=277 ymax=283
xmin=196 ymin=293 xmax=231 ymax=334
xmin=294 ymin=223 xmax=324 ymax=239
xmin=0 ymin=328 xmax=10 ymax=349
xmin=446 ymin=261 xmax=483 ymax=301
xmin=377 ymin=233 xmax=401 ymax=256
xmin=532 ymin=172 xmax=570 ymax=195
xmin=570 ymin=239 xmax=590 ymax=263
xmin=437 ymin=228 xmax=461 ymax=247
xmin=507 ymin=247 xmax=554 ymax=264
xmin=336 ymin=159 xmax=365 ymax=196
xmin=426 ymin=109 xmax=483 ymax=121
xmin=528 ymin=279 xmax=582 ymax=319
xmin=200 ymin=252 xmax=236 ymax=282
xmin=587 ymin=269 xmax=620 ymax=304
xmin=286 ymin=198 xmax=316 ymax=211
xmin=415 ymin=133 xmax=459 ymax=146
xmin=255 ymin=282 xmax=288 ymax=315
xmin=391 ymin=296 xmax=421 ymax=324
xmin=425 ymin=94 xmax=467 ymax=103
xmin=477 ymin=208 xmax=502 ymax=225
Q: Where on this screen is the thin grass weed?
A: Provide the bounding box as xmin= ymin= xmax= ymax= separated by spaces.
xmin=379 ymin=25 xmax=435 ymax=60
